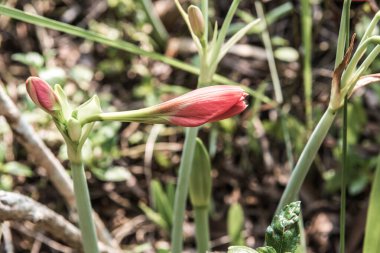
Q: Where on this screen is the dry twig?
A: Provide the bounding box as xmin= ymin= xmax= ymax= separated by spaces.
xmin=0 ymin=190 xmax=82 ymax=251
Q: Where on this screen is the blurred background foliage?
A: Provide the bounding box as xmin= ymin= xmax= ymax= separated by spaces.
xmin=0 ymin=0 xmax=380 ymax=252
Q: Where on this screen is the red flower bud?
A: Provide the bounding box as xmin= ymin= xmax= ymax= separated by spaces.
xmin=26 ymin=76 xmax=60 ymax=113
xmin=151 ymin=85 xmax=248 ymax=127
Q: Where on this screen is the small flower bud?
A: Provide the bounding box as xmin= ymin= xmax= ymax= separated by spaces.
xmin=188 ymin=5 xmax=205 ymax=39
xmin=26 ymin=76 xmax=61 ymax=114
xmin=189 ymin=138 xmax=211 ymax=208
xmin=67 ymin=117 xmax=82 ymax=142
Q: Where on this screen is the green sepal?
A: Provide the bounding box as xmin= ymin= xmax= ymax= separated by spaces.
xmin=265 ymin=201 xmax=301 ymax=253
xmin=67 ymin=117 xmax=82 ymax=142
xmin=76 ymin=95 xmax=102 ymax=125
xmin=54 ymin=84 xmax=72 ymax=121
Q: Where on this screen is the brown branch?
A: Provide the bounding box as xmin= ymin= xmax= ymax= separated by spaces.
xmin=0 ymin=190 xmax=82 ymax=251
xmin=0 ymin=83 xmax=119 ymax=249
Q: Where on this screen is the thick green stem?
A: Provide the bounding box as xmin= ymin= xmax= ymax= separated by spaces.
xmin=71 ymin=161 xmax=99 ymax=253
xmin=171 ymin=127 xmax=199 ymax=253
xmin=277 ymin=107 xmax=337 ymax=212
xmin=194 ymin=207 xmax=210 ymax=253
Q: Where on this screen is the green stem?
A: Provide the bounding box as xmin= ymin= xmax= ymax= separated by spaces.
xmin=254 ymin=1 xmax=294 ymax=171
xmin=300 ymin=0 xmax=313 ymax=130
xmin=334 ymin=0 xmax=351 ymax=67
xmin=276 ymin=107 xmax=337 ymax=212
xmin=194 ymin=207 xmax=210 ymax=253
xmin=255 ymin=1 xmax=283 ymax=104
xmin=340 ymin=96 xmax=348 ymax=253
xmin=71 ymin=161 xmax=99 ymax=253
xmin=201 ymin=0 xmax=208 ymax=40
xmin=171 ymin=127 xmax=199 ymax=253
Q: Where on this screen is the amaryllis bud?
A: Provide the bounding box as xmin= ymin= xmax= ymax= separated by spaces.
xmin=96 ymin=85 xmax=249 ymax=127
xmin=188 ymin=5 xmax=205 ymax=39
xmin=26 ymin=76 xmax=60 ymax=113
xmin=159 ymin=85 xmax=248 ymax=126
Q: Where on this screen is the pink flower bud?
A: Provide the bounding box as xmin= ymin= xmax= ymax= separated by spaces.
xmin=26 ymin=76 xmax=60 ymax=113
xmin=151 ymin=85 xmax=248 ymax=127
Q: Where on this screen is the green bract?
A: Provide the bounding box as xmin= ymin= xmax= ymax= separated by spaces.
xmin=189 ymin=138 xmax=212 ymax=208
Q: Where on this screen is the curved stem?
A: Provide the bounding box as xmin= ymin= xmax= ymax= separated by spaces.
xmin=194 ymin=207 xmax=210 ymax=253
xmin=171 ymin=127 xmax=199 ymax=253
xmin=276 ymin=107 xmax=337 ymax=212
xmin=71 ymin=161 xmax=99 ymax=253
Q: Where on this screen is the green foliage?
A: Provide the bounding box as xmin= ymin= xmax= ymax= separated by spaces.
xmin=363 ymin=155 xmax=380 ymax=252
xmin=139 ymin=180 xmax=175 ymax=233
xmin=265 ymin=201 xmax=301 ymax=253
xmin=228 ymin=246 xmax=259 ymax=253
xmin=228 ymin=246 xmax=276 ymax=253
xmin=256 ymin=246 xmax=277 ymax=253
xmin=12 ymin=52 xmax=44 ymax=68
xmin=227 ymin=203 xmax=245 ymax=245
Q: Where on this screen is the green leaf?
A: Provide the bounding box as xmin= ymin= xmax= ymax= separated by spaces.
xmin=0 ymin=175 xmax=14 ymax=191
xmin=274 ymin=47 xmax=299 ymax=62
xmin=228 ymin=246 xmax=258 ymax=253
xmin=151 ymin=180 xmax=173 ymax=229
xmin=363 ymin=155 xmax=380 ymax=252
xmin=218 ymin=19 xmax=261 ymax=62
xmin=228 ymin=203 xmax=245 ymax=245
xmin=93 ymin=166 xmax=132 ymax=182
xmin=139 ymin=202 xmax=169 ymax=231
xmin=265 ymin=201 xmax=301 ymax=253
xmin=2 ymin=162 xmax=33 ymax=177
xmin=256 ymin=246 xmax=277 ymax=253
xmin=69 ymin=65 xmax=94 ymax=90
xmin=38 ymin=67 xmax=66 ymax=85
xmin=11 ymin=52 xmax=44 ymax=68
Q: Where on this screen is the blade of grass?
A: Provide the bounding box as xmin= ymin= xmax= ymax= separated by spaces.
xmin=363 ymin=154 xmax=380 ymax=252
xmin=139 ymin=0 xmax=169 ymax=49
xmin=0 ymin=5 xmax=273 ymax=103
xmin=300 ymin=0 xmax=313 ymax=130
xmin=208 ymin=0 xmax=241 ymax=73
xmin=201 ymin=0 xmax=208 ymax=40
xmin=254 ymin=1 xmax=282 ymax=104
xmin=337 ymin=2 xmax=351 ymax=252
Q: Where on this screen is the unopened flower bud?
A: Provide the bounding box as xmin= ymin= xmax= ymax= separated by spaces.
xmin=26 ymin=76 xmax=61 ymax=114
xmin=188 ymin=5 xmax=205 ymax=39
xmin=189 ymin=138 xmax=211 ymax=208
xmin=67 ymin=117 xmax=82 ymax=142
xmin=99 ymin=85 xmax=248 ymax=127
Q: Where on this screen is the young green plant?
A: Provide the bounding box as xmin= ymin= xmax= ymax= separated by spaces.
xmin=277 ymin=8 xmax=380 ymax=212
xmin=170 ymin=2 xmax=259 ymax=252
